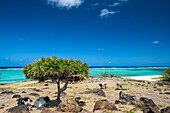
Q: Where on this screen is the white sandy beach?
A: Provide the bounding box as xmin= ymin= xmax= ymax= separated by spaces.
xmin=123 ymin=75 xmax=161 ymax=81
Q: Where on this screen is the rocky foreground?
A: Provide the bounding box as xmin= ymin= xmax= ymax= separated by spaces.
xmin=0 ymin=77 xmax=170 ymax=113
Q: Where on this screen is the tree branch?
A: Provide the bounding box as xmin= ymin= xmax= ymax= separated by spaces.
xmin=60 ymin=78 xmax=69 ymax=92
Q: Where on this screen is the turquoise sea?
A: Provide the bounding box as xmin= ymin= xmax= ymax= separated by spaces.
xmin=0 ymin=67 xmax=168 ymax=84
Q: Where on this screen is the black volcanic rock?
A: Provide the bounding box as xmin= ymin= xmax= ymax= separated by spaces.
xmin=93 ymin=99 xmax=118 ymax=112
xmin=115 ymin=91 xmax=137 ymax=105
xmin=1 ymin=90 xmax=14 ymax=95
xmin=12 ymin=94 xmax=21 ymax=98
xmin=92 ymin=88 xmax=106 ymax=97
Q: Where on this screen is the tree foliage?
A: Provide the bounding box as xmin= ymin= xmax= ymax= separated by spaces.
xmin=23 ymin=56 xmax=89 ymax=82
xmin=162 ymin=68 xmax=170 ymax=81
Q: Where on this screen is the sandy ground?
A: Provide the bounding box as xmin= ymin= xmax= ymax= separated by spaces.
xmin=123 ymin=75 xmax=161 ymax=81
xmin=0 ymin=77 xmax=170 ymax=113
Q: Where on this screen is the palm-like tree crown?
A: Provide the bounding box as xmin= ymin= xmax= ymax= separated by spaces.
xmin=23 ymin=56 xmax=89 ymax=82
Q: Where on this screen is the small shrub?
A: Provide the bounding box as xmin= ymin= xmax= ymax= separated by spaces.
xmin=135 ymin=101 xmax=145 ymax=107
xmin=127 ymin=112 xmax=134 ymax=113
xmin=101 ymin=72 xmax=109 ymax=78
xmin=115 ymin=87 xmax=127 ymax=90
xmin=110 ymin=74 xmax=117 ymax=78
xmin=162 ymin=68 xmax=170 ymax=81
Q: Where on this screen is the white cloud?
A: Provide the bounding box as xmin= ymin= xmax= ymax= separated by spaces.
xmin=97 ymin=48 xmax=104 ymax=51
xmin=109 ymin=2 xmax=120 ymax=7
xmin=152 ymin=41 xmax=159 ymax=44
xmin=100 ymin=9 xmax=116 ymax=18
xmin=47 ymin=0 xmax=83 ymax=8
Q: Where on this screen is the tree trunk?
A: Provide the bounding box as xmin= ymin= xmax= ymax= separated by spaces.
xmin=55 ymin=77 xmax=62 ymax=106
xmin=55 ymin=77 xmax=69 ymax=106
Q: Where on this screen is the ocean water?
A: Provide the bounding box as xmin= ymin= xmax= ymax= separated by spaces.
xmin=89 ymin=67 xmax=168 ymax=77
xmin=0 ymin=68 xmax=27 ymax=84
xmin=0 ymin=67 xmax=168 ymax=84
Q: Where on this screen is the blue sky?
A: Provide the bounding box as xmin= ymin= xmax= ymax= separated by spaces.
xmin=0 ymin=0 xmax=170 ymax=66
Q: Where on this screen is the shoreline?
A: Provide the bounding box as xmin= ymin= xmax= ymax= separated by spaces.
xmin=123 ymin=75 xmax=161 ymax=81
xmin=0 ymin=75 xmax=162 ymax=84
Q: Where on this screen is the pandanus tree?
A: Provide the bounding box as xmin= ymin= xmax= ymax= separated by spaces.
xmin=23 ymin=56 xmax=89 ymax=106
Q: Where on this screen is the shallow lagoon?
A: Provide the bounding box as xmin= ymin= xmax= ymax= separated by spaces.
xmin=0 ymin=67 xmax=168 ymax=83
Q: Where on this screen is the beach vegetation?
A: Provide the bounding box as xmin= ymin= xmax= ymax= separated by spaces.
xmin=101 ymin=72 xmax=109 ymax=78
xmin=127 ymin=112 xmax=134 ymax=113
xmin=23 ymin=56 xmax=89 ymax=106
xmin=135 ymin=101 xmax=145 ymax=107
xmin=101 ymin=72 xmax=118 ymax=78
xmin=101 ymin=72 xmax=109 ymax=81
xmin=115 ymin=87 xmax=127 ymax=90
xmin=162 ymin=68 xmax=170 ymax=81
xmin=110 ymin=74 xmax=117 ymax=78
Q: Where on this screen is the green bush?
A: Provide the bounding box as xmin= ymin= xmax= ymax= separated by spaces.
xmin=101 ymin=72 xmax=117 ymax=78
xmin=110 ymin=74 xmax=117 ymax=78
xmin=162 ymin=68 xmax=170 ymax=81
xmin=101 ymin=72 xmax=109 ymax=78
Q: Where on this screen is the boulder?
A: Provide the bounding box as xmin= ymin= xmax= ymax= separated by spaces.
xmin=75 ymin=97 xmax=86 ymax=106
xmin=57 ymin=99 xmax=82 ymax=113
xmin=7 ymin=105 xmax=29 ymax=113
xmin=32 ymin=88 xmax=42 ymax=92
xmin=43 ymin=87 xmax=49 ymax=89
xmin=115 ymin=91 xmax=137 ymax=105
xmin=116 ymin=82 xmax=123 ymax=89
xmin=34 ymin=96 xmax=50 ymax=108
xmin=12 ymin=94 xmax=21 ymax=98
xmin=30 ymin=93 xmax=40 ymax=97
xmin=92 ymin=88 xmax=106 ymax=97
xmin=160 ymin=106 xmax=170 ymax=113
xmin=44 ymin=83 xmax=48 ymax=86
xmin=1 ymin=90 xmax=14 ymax=94
xmin=0 ymin=106 xmax=4 ymax=109
xmin=164 ymin=92 xmax=170 ymax=95
xmin=115 ymin=100 xmax=128 ymax=105
xmin=21 ymin=91 xmax=27 ymax=93
xmin=139 ymin=97 xmax=159 ymax=113
xmin=93 ymin=99 xmax=118 ymax=112
xmin=34 ymin=98 xmax=46 ymax=108
xmin=142 ymin=106 xmax=159 ymax=113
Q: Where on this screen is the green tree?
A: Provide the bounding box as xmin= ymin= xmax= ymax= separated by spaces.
xmin=162 ymin=68 xmax=170 ymax=81
xmin=23 ymin=56 xmax=89 ymax=106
